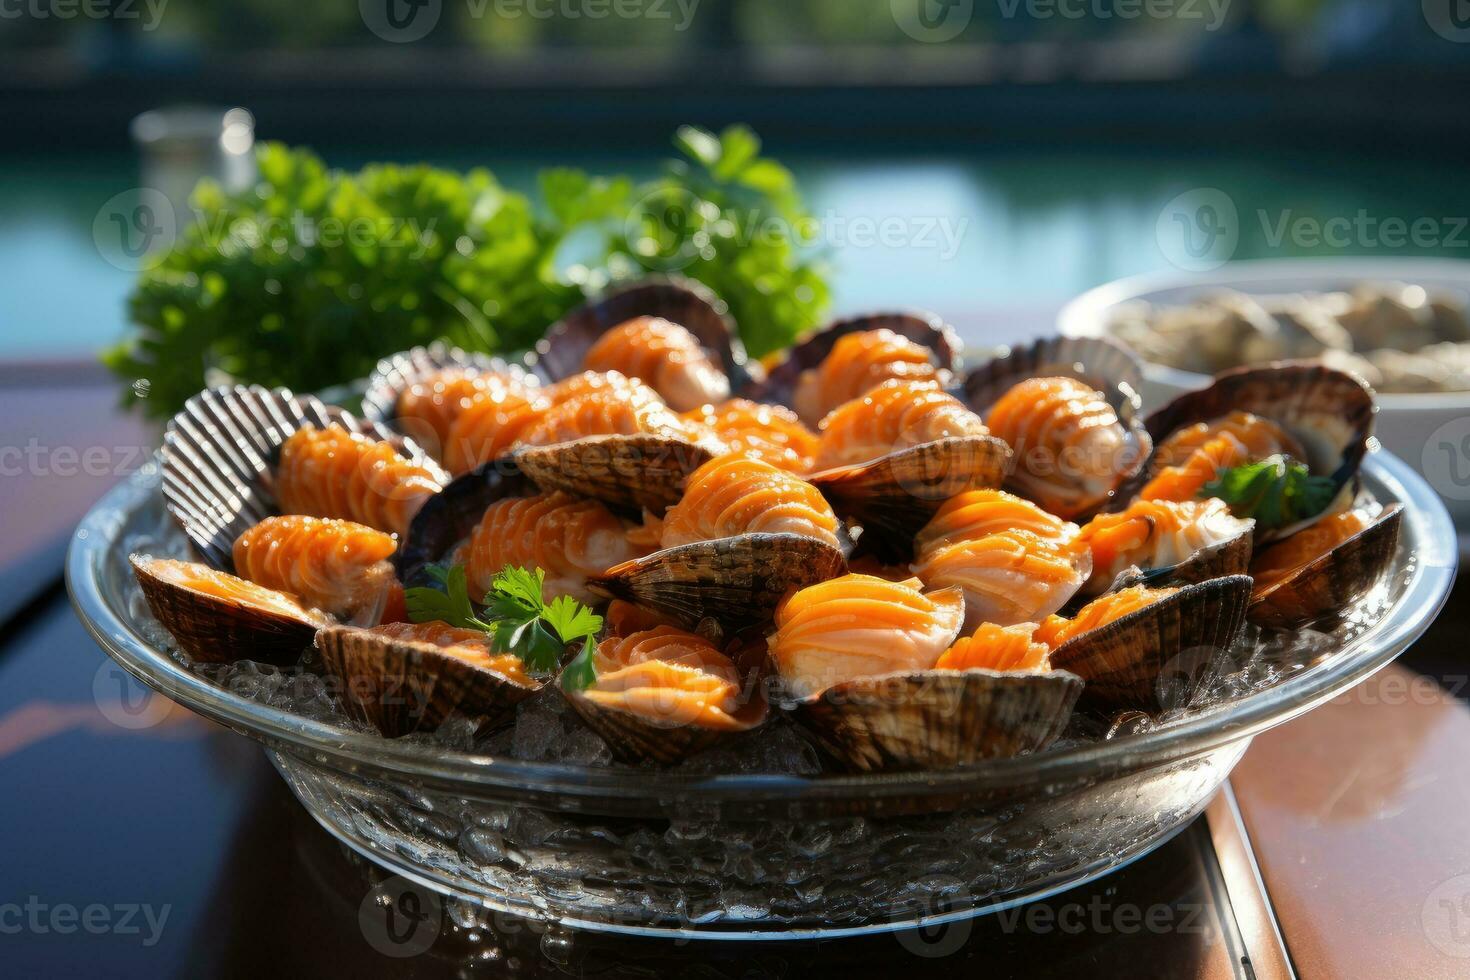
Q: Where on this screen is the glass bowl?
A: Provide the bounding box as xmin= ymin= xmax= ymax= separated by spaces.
xmin=68 ymin=450 xmax=1456 ymax=939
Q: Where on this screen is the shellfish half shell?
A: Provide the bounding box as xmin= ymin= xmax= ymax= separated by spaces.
xmin=1099 ymin=530 xmax=1254 ymax=598
xmin=131 ymin=554 xmax=328 ymax=667
xmin=792 ymin=668 xmax=1083 ymax=772
xmin=563 ymin=684 xmax=769 ymax=766
xmin=738 ymin=310 xmax=962 ymax=409
xmin=1140 ymin=362 xmax=1374 ymax=540
xmin=315 ymin=625 xmax=541 ymax=738
xmin=161 ymin=385 xmax=442 ymax=571
xmin=1049 ymin=574 xmax=1253 ymax=713
xmin=807 ymin=435 xmax=1014 ymax=561
xmin=359 ymin=341 xmax=533 ymax=436
xmin=395 ymin=459 xmax=537 ymax=587
xmin=514 ymin=433 xmax=719 ymax=514
xmin=961 ymin=335 xmax=1152 ymax=519
xmin=587 ymin=533 xmax=849 ymax=639
xmin=530 ymin=276 xmax=754 ymax=390
xmin=1249 ymin=503 xmax=1403 ymax=630
xmin=962 ymin=334 xmax=1146 ymax=414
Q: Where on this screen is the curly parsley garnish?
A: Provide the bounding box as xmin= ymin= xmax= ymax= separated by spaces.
xmin=1201 ymin=454 xmax=1337 ymax=531
xmin=404 ymin=565 xmax=603 ymax=676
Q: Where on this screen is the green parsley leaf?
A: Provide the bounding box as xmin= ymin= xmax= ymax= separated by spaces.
xmin=559 ymin=637 xmax=599 ymax=693
xmin=543 ymin=595 xmax=604 ymax=646
xmin=404 ymin=564 xmax=487 ymax=631
xmin=1201 ymin=455 xmax=1338 ymax=530
xmin=490 ymin=616 xmax=565 ymax=673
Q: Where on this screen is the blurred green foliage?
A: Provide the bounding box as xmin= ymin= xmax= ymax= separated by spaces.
xmin=105 ymin=125 xmax=829 ymax=418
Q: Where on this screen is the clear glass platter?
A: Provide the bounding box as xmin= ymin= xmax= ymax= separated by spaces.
xmin=67 ymin=450 xmax=1457 ymax=938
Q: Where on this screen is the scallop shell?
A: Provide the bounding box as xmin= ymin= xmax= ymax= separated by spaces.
xmin=807 ymin=436 xmax=1013 ymax=561
xmin=587 ymin=533 xmax=849 ymax=639
xmin=529 ymin=276 xmax=753 ymax=390
xmin=739 ymin=311 xmax=961 ymax=408
xmin=563 ymin=684 xmax=768 ymax=766
xmin=961 ymin=335 xmax=1151 ymax=519
xmin=360 ymin=341 xmax=532 ymax=430
xmin=315 ymin=625 xmax=540 ymax=738
xmin=395 ymin=460 xmax=537 ymax=587
xmin=1249 ymin=504 xmax=1402 ymax=630
xmin=1139 ymin=363 xmax=1374 ymax=539
xmin=514 ymin=433 xmax=719 ymax=514
xmin=1049 ymin=575 xmax=1253 ymax=713
xmin=161 ymin=385 xmax=441 ymax=571
xmin=1100 ymin=530 xmax=1254 ymax=596
xmin=962 ymin=334 xmax=1146 ymax=413
xmin=792 ymin=668 xmax=1082 ymax=772
xmin=131 ymin=555 xmax=326 ymax=667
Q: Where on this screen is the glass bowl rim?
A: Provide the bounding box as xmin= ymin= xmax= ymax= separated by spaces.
xmin=67 ymin=449 xmax=1457 ymax=805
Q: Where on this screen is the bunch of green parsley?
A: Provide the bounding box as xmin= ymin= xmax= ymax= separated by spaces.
xmin=107 ymin=125 xmax=830 ymax=420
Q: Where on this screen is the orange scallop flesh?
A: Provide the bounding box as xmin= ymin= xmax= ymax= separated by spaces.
xmin=1140 ymin=411 xmax=1303 ymax=503
xmin=459 ymin=491 xmax=641 ymax=605
xmin=518 ymin=375 xmax=694 ymax=447
xmin=792 ymin=328 xmax=943 ymax=425
xmin=140 ymin=557 xmax=324 ymax=622
xmin=584 ymin=626 xmax=749 ymax=729
xmin=1075 ymin=497 xmax=1243 ymax=586
xmin=911 ymin=529 xmax=1088 ymax=629
xmin=934 ymin=622 xmax=1052 ymax=672
xmin=398 ymin=369 xmax=526 ymax=453
xmin=915 ymin=489 xmax=1079 ymax=559
xmin=604 ymin=599 xmax=679 ymax=637
xmin=1034 ymin=584 xmax=1179 ymax=649
xmin=233 ymin=515 xmax=396 ymax=617
xmin=681 ymin=398 xmax=819 ymax=474
xmin=1251 ymin=509 xmax=1372 ymax=590
xmin=582 ymin=316 xmax=730 ymax=413
xmin=275 ymin=424 xmax=444 ymax=538
xmin=985 ymin=376 xmax=1130 ymax=519
xmin=659 ymin=453 xmax=841 ymax=550
xmin=769 ymin=574 xmax=966 ymax=697
xmin=812 ymin=379 xmax=989 ymax=471
xmin=368 ymin=621 xmax=534 ymax=686
xmin=442 ymin=377 xmax=545 ymax=475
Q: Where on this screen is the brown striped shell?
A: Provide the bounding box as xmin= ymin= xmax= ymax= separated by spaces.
xmin=1044 ymin=576 xmax=1253 ymax=713
xmin=315 ymin=622 xmax=541 ymax=738
xmin=131 ymin=555 xmax=327 ymax=667
xmin=740 ymin=312 xmax=962 ymax=421
xmin=1248 ymin=503 xmax=1402 ymax=630
xmin=1138 ymin=363 xmax=1374 ymax=542
xmin=962 ymin=335 xmax=1151 ymax=521
xmin=562 ymin=626 xmax=768 ymax=765
xmin=530 ymin=277 xmax=752 ymax=390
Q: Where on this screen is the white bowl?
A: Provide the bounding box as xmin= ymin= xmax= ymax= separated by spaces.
xmin=1058 ymin=257 xmax=1470 ymax=528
